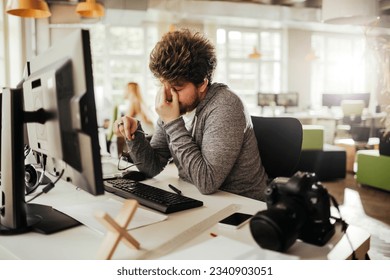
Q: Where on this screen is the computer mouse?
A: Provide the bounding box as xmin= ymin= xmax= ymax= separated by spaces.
xmin=121 ymin=170 xmax=147 ymax=181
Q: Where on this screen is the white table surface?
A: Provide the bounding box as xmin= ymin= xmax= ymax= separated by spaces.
xmin=0 ymin=163 xmax=370 ymax=260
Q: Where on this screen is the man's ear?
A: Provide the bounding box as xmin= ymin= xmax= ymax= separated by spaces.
xmin=199 ymin=78 xmax=208 ymax=93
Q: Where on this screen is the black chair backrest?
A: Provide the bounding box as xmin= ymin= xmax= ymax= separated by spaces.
xmin=251 ymin=116 xmax=303 ymax=179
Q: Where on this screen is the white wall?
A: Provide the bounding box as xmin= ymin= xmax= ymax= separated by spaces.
xmin=287 ymin=29 xmax=312 ymax=110
xmin=1 ymin=12 xmax=24 ymax=88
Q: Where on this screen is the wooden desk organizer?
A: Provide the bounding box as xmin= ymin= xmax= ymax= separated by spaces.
xmin=95 ymin=199 xmax=140 ymax=260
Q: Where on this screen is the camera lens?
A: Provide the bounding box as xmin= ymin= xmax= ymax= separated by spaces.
xmin=250 ymin=208 xmax=303 ymax=252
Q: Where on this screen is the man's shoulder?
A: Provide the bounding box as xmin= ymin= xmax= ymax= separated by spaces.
xmin=210 ymin=82 xmax=237 ymax=96
xmin=210 ymin=83 xmax=242 ymax=104
xmin=197 ymin=83 xmax=243 ymax=115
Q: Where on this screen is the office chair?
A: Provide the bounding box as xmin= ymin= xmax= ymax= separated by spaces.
xmin=251 ymin=116 xmax=303 ymax=179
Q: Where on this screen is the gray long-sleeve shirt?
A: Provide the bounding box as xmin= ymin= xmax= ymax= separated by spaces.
xmin=126 ymin=83 xmax=268 ymax=201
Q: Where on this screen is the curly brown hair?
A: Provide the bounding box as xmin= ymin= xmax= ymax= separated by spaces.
xmin=149 ymin=28 xmax=217 ymax=86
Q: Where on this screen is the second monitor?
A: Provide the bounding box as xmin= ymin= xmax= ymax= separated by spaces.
xmin=24 ymin=29 xmax=104 ymax=196
xmin=258 ymin=92 xmax=299 ymax=108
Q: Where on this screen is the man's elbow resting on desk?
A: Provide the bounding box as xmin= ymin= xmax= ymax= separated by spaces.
xmin=197 ymin=188 xmax=219 ymax=195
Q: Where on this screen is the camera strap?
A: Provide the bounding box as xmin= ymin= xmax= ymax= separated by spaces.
xmin=329 ymin=195 xmax=349 ymax=232
xmin=329 ymin=194 xmax=370 ymax=260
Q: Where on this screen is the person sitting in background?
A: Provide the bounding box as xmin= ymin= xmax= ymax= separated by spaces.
xmin=114 ymin=28 xmax=268 ymax=200
xmin=124 ymin=82 xmax=155 ymax=136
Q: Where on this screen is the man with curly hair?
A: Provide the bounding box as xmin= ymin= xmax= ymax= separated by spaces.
xmin=115 ymin=28 xmax=268 ymax=200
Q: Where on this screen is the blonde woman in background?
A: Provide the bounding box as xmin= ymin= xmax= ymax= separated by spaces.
xmin=124 ymin=82 xmax=155 ymax=136
xmin=115 ymin=82 xmax=155 ymax=156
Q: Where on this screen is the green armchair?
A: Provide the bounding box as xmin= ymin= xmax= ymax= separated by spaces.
xmin=356 ymin=150 xmax=390 ymax=191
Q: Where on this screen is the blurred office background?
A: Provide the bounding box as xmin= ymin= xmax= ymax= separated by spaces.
xmin=2 ymin=0 xmax=390 ymax=133
xmin=2 ymin=0 xmax=390 ymax=259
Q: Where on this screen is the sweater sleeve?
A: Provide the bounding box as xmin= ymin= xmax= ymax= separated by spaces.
xmin=126 ymin=121 xmax=171 ymax=178
xmin=164 ymin=99 xmax=246 ymax=194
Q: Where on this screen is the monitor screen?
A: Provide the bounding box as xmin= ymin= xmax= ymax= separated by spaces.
xmin=1 ymin=29 xmax=104 ymax=235
xmin=276 ymin=92 xmax=299 ymax=107
xmin=258 ymin=93 xmax=276 ymax=107
xmin=340 ymin=100 xmax=365 ymax=117
xmin=322 ymin=93 xmax=370 ymax=108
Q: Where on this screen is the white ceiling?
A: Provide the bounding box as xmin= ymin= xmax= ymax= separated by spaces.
xmin=46 ymin=0 xmax=390 ymax=35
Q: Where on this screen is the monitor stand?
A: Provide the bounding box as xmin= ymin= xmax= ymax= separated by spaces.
xmin=0 ymin=88 xmax=80 ymax=235
xmin=0 ymin=204 xmax=81 ymax=235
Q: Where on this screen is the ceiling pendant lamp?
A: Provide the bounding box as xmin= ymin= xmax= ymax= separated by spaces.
xmin=6 ymin=0 xmax=51 ymax=18
xmin=248 ymin=46 xmax=261 ymax=59
xmin=76 ymin=0 xmax=105 ymax=18
xmin=304 ymin=49 xmax=319 ymax=61
xmin=168 ymin=24 xmax=176 ymax=32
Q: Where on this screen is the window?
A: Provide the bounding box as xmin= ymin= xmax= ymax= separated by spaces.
xmin=0 ymin=4 xmax=23 ymax=89
xmin=89 ymin=25 xmax=159 ymax=123
xmin=89 ymin=24 xmax=283 ymax=122
xmin=0 ymin=3 xmax=6 ymax=86
xmin=90 ymin=25 xmax=145 ymax=101
xmin=216 ymin=27 xmax=282 ymax=107
xmin=310 ymin=33 xmax=368 ymax=109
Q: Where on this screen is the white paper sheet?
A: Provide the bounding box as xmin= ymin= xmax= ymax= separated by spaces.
xmin=55 ymin=198 xmax=167 ymax=235
xmin=160 ymin=235 xmax=297 ymax=260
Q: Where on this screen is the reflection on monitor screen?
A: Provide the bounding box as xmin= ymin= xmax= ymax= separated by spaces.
xmin=322 ymin=93 xmax=370 ymax=108
xmin=0 ymin=30 xmax=104 ymax=235
xmin=258 ymin=92 xmax=299 ymax=108
xmin=258 ymin=93 xmax=276 ymax=106
xmin=341 ymin=100 xmax=365 ymax=117
xmin=276 ymin=92 xmax=299 ymax=107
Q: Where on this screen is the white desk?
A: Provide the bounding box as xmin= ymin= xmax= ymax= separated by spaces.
xmin=0 ymin=164 xmax=369 ymax=260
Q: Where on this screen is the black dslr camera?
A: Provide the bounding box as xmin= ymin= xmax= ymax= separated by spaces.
xmin=250 ymin=171 xmax=335 ymax=252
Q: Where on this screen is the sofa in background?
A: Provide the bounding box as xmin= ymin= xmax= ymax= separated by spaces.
xmin=356 ymin=150 xmax=390 ymax=191
xmin=296 ymin=125 xmax=346 ymax=181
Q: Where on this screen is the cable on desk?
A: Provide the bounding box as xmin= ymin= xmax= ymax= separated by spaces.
xmin=25 ymin=154 xmax=47 ymax=195
xmin=26 ymin=169 xmax=65 ymax=203
xmin=24 ymin=144 xmax=32 ymax=159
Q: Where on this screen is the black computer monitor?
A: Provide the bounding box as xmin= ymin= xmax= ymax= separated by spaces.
xmin=276 ymin=92 xmax=299 ymax=107
xmin=0 ymin=29 xmax=104 ymax=235
xmin=322 ymin=93 xmax=370 ymax=108
xmin=258 ymin=93 xmax=277 ymax=107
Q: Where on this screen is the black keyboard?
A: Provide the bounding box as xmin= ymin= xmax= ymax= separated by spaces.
xmin=103 ymin=179 xmax=203 ymax=214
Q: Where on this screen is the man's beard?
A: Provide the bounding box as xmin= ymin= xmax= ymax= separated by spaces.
xmin=179 ymin=92 xmax=201 ymax=115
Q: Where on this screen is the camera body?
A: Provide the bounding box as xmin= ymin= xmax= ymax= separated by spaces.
xmin=250 ymin=171 xmax=335 ymax=252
